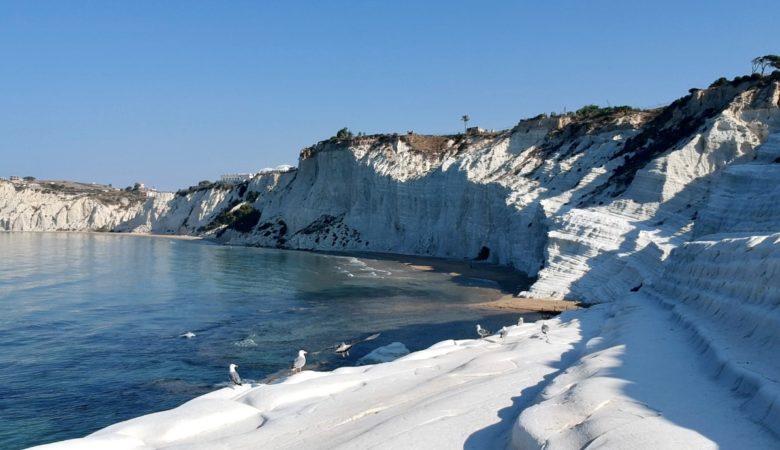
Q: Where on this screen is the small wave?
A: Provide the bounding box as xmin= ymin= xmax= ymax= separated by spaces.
xmin=338 ymin=258 xmax=392 ymax=278
xmin=234 ymin=338 xmax=258 ymax=348
xmin=213 ymin=379 xmax=257 ymax=388
xmin=336 ymin=266 xmax=356 ymax=277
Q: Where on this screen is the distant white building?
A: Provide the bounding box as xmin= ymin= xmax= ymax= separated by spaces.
xmin=221 ymin=173 xmax=254 ymax=184
xmin=146 ymin=189 xmax=171 ymax=199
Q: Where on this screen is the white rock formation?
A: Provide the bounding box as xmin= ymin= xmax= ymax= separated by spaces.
xmin=0 ymin=181 xmax=145 ymax=231
xmin=356 ymin=342 xmax=410 ymax=365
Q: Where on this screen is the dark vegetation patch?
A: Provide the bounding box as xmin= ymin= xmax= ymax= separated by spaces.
xmin=247 ymin=218 xmax=289 ymax=247
xmin=228 ymin=206 xmax=262 ymax=232
xmin=237 ymin=182 xmax=249 ymax=197
xmin=573 ymin=104 xmax=640 ymax=120
xmin=245 ymin=191 xmax=260 ymax=203
xmin=204 ymin=202 xmax=260 ymax=233
xmin=708 ymin=72 xmax=768 ymax=88
xmin=294 ymin=214 xmax=363 ymax=248
xmin=297 ymin=214 xmax=341 ymax=235
xmin=176 ymin=180 xmax=227 ymax=197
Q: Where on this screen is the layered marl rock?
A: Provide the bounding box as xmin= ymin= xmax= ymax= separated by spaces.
xmin=525 ymin=77 xmax=780 ymax=301
xmin=0 ymin=180 xmax=146 ymax=231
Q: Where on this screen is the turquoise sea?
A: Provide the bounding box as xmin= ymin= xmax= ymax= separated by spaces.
xmin=0 ymin=232 xmax=530 ymax=449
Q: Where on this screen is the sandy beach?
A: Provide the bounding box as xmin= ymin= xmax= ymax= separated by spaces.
xmin=469 ymin=294 xmax=582 ymax=313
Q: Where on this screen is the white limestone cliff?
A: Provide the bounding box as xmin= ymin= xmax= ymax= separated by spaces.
xmin=0 ymin=181 xmax=145 ymax=232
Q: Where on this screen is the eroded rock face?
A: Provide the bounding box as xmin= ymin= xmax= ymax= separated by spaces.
xmin=0 ymin=181 xmax=146 ymax=232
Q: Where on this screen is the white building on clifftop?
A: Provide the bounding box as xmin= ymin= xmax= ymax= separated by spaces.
xmin=220 ymin=173 xmax=254 ymax=184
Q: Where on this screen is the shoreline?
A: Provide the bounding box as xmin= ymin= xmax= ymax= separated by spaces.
xmin=101 ymin=231 xmax=203 ymax=240
xmin=0 ymin=229 xmax=203 ymax=240
xmin=319 ymin=250 xmax=584 ymax=314
xmin=315 ymin=249 xmax=535 ymax=296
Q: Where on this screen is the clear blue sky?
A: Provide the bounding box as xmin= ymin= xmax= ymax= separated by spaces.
xmin=1 ymin=1 xmax=777 ymax=191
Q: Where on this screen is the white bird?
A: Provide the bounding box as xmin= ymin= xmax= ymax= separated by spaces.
xmin=517 ymin=317 xmax=524 ymax=326
xmin=476 ymin=324 xmax=490 ymax=339
xmin=541 ymin=322 xmax=550 ymax=342
xmin=179 ymin=331 xmax=196 ymax=339
xmin=335 ymin=342 xmax=352 ymax=357
xmin=292 ymin=350 xmax=307 ymax=373
xmin=229 ymin=363 xmax=242 ymax=386
xmin=499 ymin=326 xmax=509 ymax=342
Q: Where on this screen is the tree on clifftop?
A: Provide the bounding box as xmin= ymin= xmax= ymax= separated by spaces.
xmin=335 ymin=127 xmax=353 ymax=140
xmin=752 ymin=55 xmax=780 ymax=75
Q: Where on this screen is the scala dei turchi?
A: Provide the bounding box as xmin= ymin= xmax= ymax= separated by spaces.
xmin=9 ymin=74 xmax=780 ymax=449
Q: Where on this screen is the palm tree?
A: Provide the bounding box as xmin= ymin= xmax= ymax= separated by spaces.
xmin=461 ymin=115 xmax=470 ymax=133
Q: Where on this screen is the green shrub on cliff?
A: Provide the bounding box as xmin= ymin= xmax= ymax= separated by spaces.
xmin=204 ymin=202 xmax=261 ymax=233
xmin=335 ymin=127 xmax=354 ymax=140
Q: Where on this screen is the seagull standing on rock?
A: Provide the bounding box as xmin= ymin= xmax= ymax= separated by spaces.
xmin=476 ymin=324 xmax=490 ymax=339
xmin=517 ymin=317 xmax=524 ymax=326
xmin=541 ymin=322 xmax=550 ymax=343
xmin=499 ymin=326 xmax=509 ymax=343
xmin=292 ymin=350 xmax=307 ymax=373
xmin=229 ymin=363 xmax=242 ymax=386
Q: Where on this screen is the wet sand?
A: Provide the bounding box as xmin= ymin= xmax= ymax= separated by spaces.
xmin=470 ymin=294 xmax=582 ymax=313
xmin=320 ymin=250 xmax=580 ymax=313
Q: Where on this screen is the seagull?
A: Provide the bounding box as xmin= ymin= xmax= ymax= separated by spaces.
xmin=292 ymin=350 xmax=307 ymax=373
xmin=229 ymin=363 xmax=242 ymax=386
xmin=179 ymin=331 xmax=196 ymax=339
xmin=335 ymin=342 xmax=353 ymax=357
xmin=311 ymin=333 xmax=381 ymax=358
xmin=517 ymin=317 xmax=524 ymax=326
xmin=499 ymin=326 xmax=509 ymax=342
xmin=476 ymin=324 xmax=490 ymax=339
xmin=541 ymin=322 xmax=550 ymax=342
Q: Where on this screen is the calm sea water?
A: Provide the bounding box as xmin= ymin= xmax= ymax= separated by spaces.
xmin=0 ymin=232 xmax=530 ymax=449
